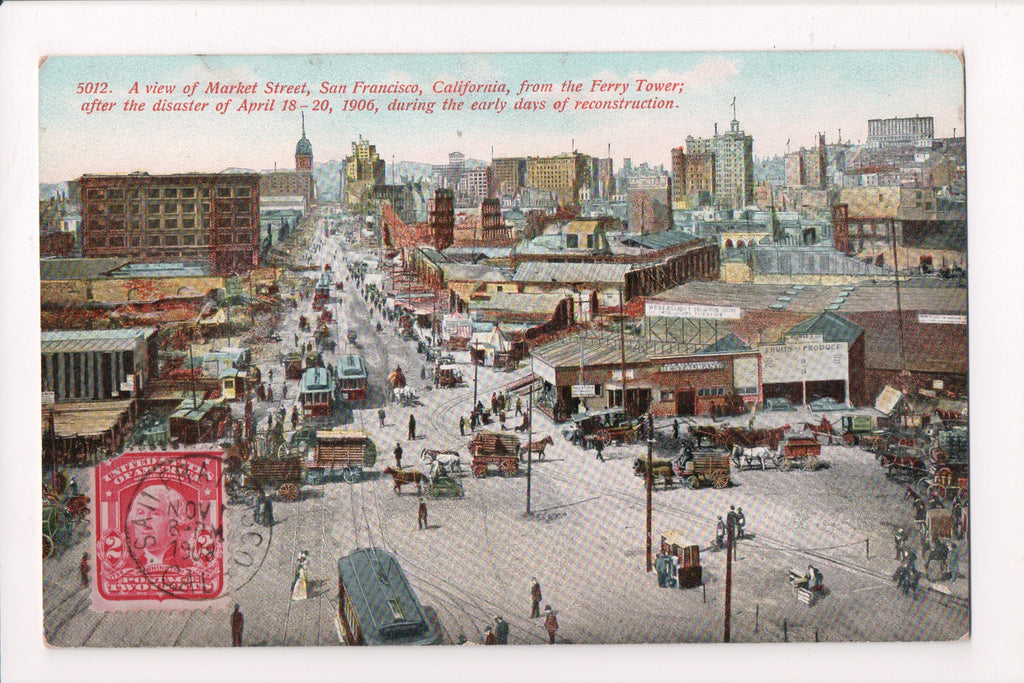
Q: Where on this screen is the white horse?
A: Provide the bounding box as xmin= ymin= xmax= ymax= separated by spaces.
xmin=422 ymin=450 xmax=462 ymax=476
xmin=731 ymin=444 xmax=772 ymax=471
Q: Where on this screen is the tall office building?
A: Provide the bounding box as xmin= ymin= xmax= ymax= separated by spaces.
xmin=685 ymin=112 xmax=754 ymax=210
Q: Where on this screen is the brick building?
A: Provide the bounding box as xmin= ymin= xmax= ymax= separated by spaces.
xmin=79 ymin=172 xmax=260 ymax=274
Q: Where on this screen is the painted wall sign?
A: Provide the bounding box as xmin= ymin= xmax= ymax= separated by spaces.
xmin=659 ymin=360 xmax=726 ymax=372
xmin=644 ymin=301 xmax=743 ymax=320
xmin=918 ymin=313 xmax=967 ymax=325
xmin=760 ymin=341 xmax=848 ymax=383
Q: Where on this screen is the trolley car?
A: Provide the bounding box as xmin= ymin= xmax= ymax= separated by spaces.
xmin=336 ymin=548 xmax=442 ymax=646
xmin=337 ymin=354 xmax=368 ymax=401
xmin=313 ymin=270 xmax=332 ymax=311
xmin=299 ymin=367 xmax=337 ymax=418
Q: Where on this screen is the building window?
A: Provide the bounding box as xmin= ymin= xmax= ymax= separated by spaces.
xmin=147 ymin=235 xmax=161 ymax=246
xmin=165 ymin=235 xmax=178 ymax=246
xmin=235 ymin=186 xmax=250 ymax=197
xmin=147 ymin=219 xmax=160 ymax=230
xmin=218 ymin=187 xmax=231 ymax=198
xmin=697 ymin=387 xmax=726 ymax=397
xmin=181 ymin=187 xmax=194 ymax=198
xmin=183 ymin=234 xmax=196 ymax=246
xmin=661 ymin=389 xmax=675 ymax=402
xmin=148 ymin=189 xmax=160 ymax=199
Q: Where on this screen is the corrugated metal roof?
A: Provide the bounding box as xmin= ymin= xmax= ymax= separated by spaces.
xmin=440 ymin=263 xmax=510 ymax=282
xmin=107 ymin=261 xmax=211 ymax=278
xmin=469 ymin=291 xmax=569 ymax=316
xmin=753 ymin=247 xmax=891 ymax=276
xmin=619 ymin=231 xmax=700 ymax=251
xmin=700 ymin=332 xmax=752 ymax=354
xmin=41 ymin=327 xmax=157 ymax=354
xmin=513 ymin=260 xmax=633 ymax=284
xmin=39 ymin=258 xmax=129 ymax=281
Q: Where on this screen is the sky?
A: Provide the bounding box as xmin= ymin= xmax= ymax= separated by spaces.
xmin=39 ymin=52 xmax=965 ymax=183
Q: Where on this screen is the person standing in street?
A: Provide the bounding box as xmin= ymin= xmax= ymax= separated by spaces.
xmin=418 ymin=498 xmax=428 ymax=530
xmin=483 ymin=627 xmax=497 ymax=645
xmin=515 ymin=397 xmax=523 ymax=416
xmin=231 ymin=604 xmax=244 ymax=646
xmin=530 ymin=578 xmax=542 ymax=618
xmin=672 ymin=419 xmax=679 ymax=440
xmin=378 ymin=407 xmax=386 ymax=428
xmin=291 ymin=550 xmax=310 ymax=601
xmin=494 ymin=615 xmax=509 ymax=644
xmin=79 ymin=552 xmax=90 ymax=587
xmin=394 ymin=443 xmax=403 ymax=469
xmin=736 ymin=506 xmax=746 ymax=539
xmin=726 ymin=505 xmax=738 ymax=558
xmin=595 ymin=437 xmax=605 ymax=462
xmin=544 ymin=606 xmax=559 ymax=644
xmin=408 ymin=413 xmax=416 ymax=441
xmin=262 ymin=496 xmax=274 ymax=527
xmin=459 ymin=415 xmax=465 ymax=436
xmin=291 ymin=406 xmax=299 ymax=431
xmin=715 ymin=516 xmax=726 ymax=550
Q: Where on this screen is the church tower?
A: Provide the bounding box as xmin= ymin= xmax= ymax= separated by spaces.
xmin=296 ymin=112 xmax=313 ymax=171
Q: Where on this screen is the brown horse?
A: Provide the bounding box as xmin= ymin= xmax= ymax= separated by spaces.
xmin=383 ymin=467 xmax=425 ymax=495
xmin=520 ymin=435 xmax=554 ymax=461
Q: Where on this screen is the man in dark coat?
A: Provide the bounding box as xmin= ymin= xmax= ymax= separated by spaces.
xmin=595 ymin=437 xmax=605 ymax=462
xmin=544 ymin=606 xmax=558 ymax=644
xmin=459 ymin=415 xmax=465 ymax=436
xmin=378 ymin=407 xmax=386 ymax=428
xmin=262 ymin=497 xmax=274 ymax=527
xmin=231 ymin=604 xmax=244 ymax=646
xmin=494 ymin=615 xmax=509 ymax=644
xmin=408 ymin=414 xmax=416 ymax=440
xmin=394 ymin=443 xmax=403 ymax=469
xmin=530 ymin=578 xmax=542 ymax=618
xmin=726 ymin=505 xmax=738 ymax=557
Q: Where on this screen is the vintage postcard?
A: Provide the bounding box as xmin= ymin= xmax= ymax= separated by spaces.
xmin=35 ymin=50 xmax=974 ymax=654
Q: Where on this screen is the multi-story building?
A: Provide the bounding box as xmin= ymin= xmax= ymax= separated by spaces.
xmin=427 ymin=189 xmax=455 ymax=251
xmin=686 ymin=116 xmax=754 ymax=210
xmin=785 ymin=134 xmax=827 ymax=189
xmin=627 ymin=175 xmax=673 ymax=234
xmin=595 ymin=157 xmax=615 ymax=200
xmin=260 ymin=116 xmax=316 ymax=214
xmin=457 ymin=168 xmax=490 ymax=206
xmin=524 ymin=153 xmax=589 ymax=206
xmin=492 ymin=157 xmax=526 ymax=197
xmin=344 ymin=135 xmax=386 ymax=208
xmin=866 ymin=116 xmax=934 ymax=149
xmin=78 ymin=172 xmax=260 ymax=273
xmin=671 ymin=148 xmax=715 ymax=209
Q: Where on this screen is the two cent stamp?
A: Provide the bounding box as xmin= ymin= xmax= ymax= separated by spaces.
xmin=92 ymin=450 xmax=228 ymax=611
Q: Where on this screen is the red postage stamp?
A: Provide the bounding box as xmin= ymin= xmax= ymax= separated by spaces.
xmin=92 ymin=450 xmax=228 ymax=611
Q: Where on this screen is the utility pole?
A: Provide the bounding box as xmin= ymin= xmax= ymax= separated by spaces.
xmin=526 ymin=356 xmax=534 ymax=516
xmin=618 ymin=287 xmax=628 ymax=414
xmin=724 ymin=524 xmax=733 ymax=642
xmin=645 ymin=411 xmax=653 ymax=573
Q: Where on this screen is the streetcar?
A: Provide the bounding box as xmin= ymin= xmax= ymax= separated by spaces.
xmin=312 ymin=270 xmax=332 ymax=311
xmin=337 ymin=353 xmax=368 ymax=401
xmin=336 ymin=547 xmax=442 ymax=646
xmin=299 ymin=366 xmax=337 ymax=418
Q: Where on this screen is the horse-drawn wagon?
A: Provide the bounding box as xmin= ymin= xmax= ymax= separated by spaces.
xmin=776 ymin=437 xmax=822 ymax=471
xmin=674 ymin=451 xmax=731 ymax=489
xmin=468 ymin=431 xmax=521 ymax=478
xmin=284 ymin=351 xmax=305 ymax=381
xmin=436 ymin=365 xmax=463 ymax=388
xmin=305 ymin=428 xmax=377 ymax=484
xmin=249 ymin=453 xmax=303 ymax=502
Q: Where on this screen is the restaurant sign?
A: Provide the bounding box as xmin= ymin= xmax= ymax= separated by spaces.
xmin=660 ymin=360 xmax=725 ymax=373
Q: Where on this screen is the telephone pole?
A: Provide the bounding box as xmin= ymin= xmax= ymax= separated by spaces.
xmin=645 ymin=411 xmax=653 ymax=572
xmin=724 ymin=525 xmax=733 ymax=642
xmin=526 ymin=356 xmax=534 ymax=516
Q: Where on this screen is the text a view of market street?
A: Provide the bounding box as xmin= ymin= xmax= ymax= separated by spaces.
xmin=38 ymin=52 xmax=969 ymax=648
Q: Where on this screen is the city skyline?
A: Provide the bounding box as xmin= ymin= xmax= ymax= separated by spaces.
xmin=39 ymin=52 xmax=965 ymax=184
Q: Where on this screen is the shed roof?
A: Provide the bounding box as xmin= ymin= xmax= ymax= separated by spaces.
xmin=618 ymin=231 xmax=701 ymax=251
xmin=786 ymin=310 xmax=863 ymax=344
xmin=513 ymin=260 xmax=633 ymax=284
xmin=41 ymin=327 xmax=158 ymax=354
xmin=39 ymin=257 xmax=129 ymax=281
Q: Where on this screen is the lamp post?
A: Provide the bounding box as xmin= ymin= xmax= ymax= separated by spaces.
xmin=526 ymin=356 xmax=534 ymax=516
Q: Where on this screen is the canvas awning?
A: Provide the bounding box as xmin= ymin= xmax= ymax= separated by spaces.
xmin=875 ymin=385 xmax=904 ymax=415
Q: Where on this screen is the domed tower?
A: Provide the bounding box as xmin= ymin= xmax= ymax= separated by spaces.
xmin=295 ymin=112 xmax=313 ymax=171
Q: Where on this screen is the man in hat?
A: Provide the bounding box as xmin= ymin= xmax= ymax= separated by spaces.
xmin=494 ymin=615 xmax=509 ymax=645
xmin=530 ymin=578 xmax=542 ymax=618
xmin=408 ymin=413 xmax=417 ymax=441
xmin=715 ymin=516 xmax=726 ymax=551
xmin=262 ymin=496 xmax=274 ymax=528
xmin=459 ymin=415 xmax=465 ymax=436
xmin=736 ymin=506 xmax=747 ymax=540
xmin=595 ymin=437 xmax=605 ymax=462
xmin=544 ymin=605 xmax=559 ymax=644
xmin=231 ymin=604 xmax=244 ymax=646
xmin=394 ymin=443 xmax=404 ymax=469
xmin=378 ymin=407 xmax=386 ymax=428
xmin=483 ymin=626 xmax=497 ymax=645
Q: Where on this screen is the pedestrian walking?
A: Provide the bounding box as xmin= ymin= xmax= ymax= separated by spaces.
xmin=595 ymin=437 xmax=605 ymax=462
xmin=378 ymin=407 xmax=386 ymax=428
xmin=672 ymin=419 xmax=679 ymax=439
xmin=291 ymin=550 xmax=310 ymax=601
xmin=268 ymin=369 xmax=273 ymax=383
xmin=394 ymin=443 xmax=404 ymax=469
xmin=715 ymin=516 xmax=726 ymax=550
xmin=736 ymin=506 xmax=746 ymax=539
xmin=544 ymin=606 xmax=559 ymax=644
xmin=79 ymin=552 xmax=90 ymax=587
xmin=408 ymin=414 xmax=417 ymax=441
xmin=267 ymin=413 xmax=273 ymax=431
xmin=459 ymin=415 xmax=465 ymax=436
xmin=530 ymin=578 xmax=542 ymax=618
xmin=499 ymin=411 xmax=506 ymax=430
xmin=267 ymin=385 xmax=274 ymax=402
xmin=262 ymin=497 xmax=274 ymax=527
xmin=420 ymin=366 xmax=426 ymax=380
xmin=294 ymin=333 xmax=298 ymax=346
xmin=469 ymin=410 xmax=478 ymax=431
xmin=418 ymin=498 xmax=428 ymax=530
xmin=515 ymin=397 xmax=523 ymax=416
xmin=291 ymin=406 xmax=299 ymax=431
xmin=726 ymin=505 xmax=738 ymax=558
xmin=494 ymin=615 xmax=509 ymax=644
xmin=483 ymin=627 xmax=497 ymax=645
xmin=231 ymin=604 xmax=244 ymax=646
xmin=257 ymin=383 xmax=266 ymax=401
